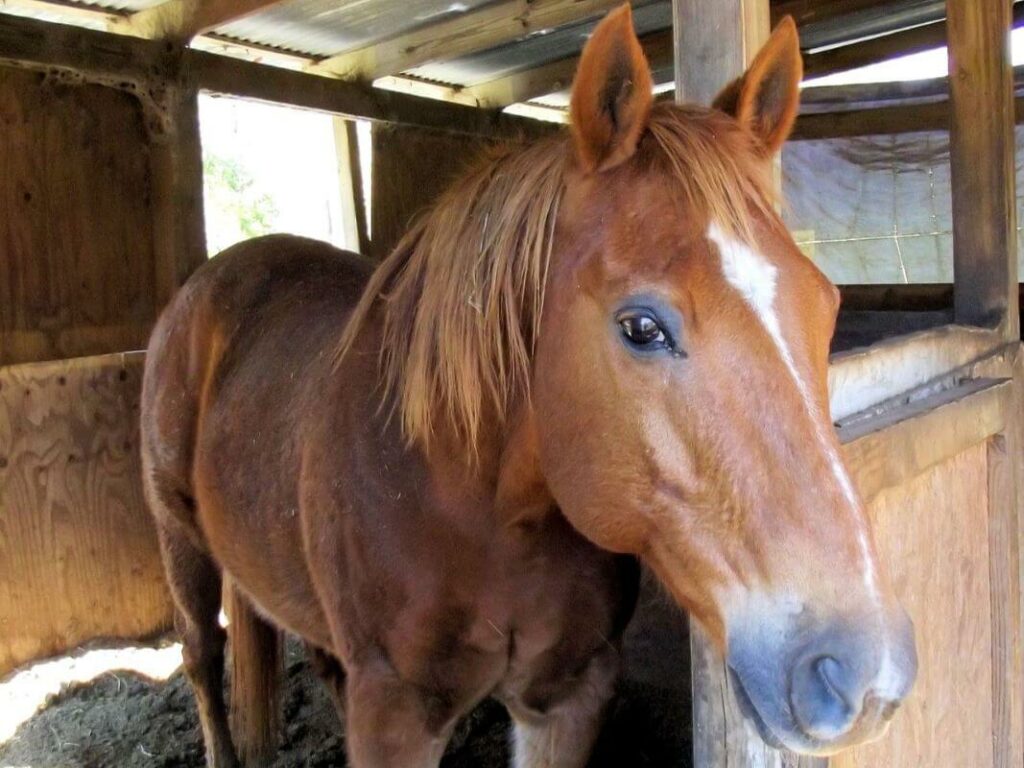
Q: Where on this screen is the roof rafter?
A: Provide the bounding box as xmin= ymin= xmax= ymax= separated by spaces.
xmin=111 ymin=0 xmax=290 ymax=42
xmin=416 ymin=28 xmax=675 ymax=110
xmin=309 ymin=0 xmax=624 ymax=82
xmin=0 ymin=0 xmax=127 ymax=26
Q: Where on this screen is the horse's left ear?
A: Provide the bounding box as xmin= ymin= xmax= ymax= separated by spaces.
xmin=713 ymin=16 xmax=802 ymax=156
xmin=570 ymin=4 xmax=654 ymax=173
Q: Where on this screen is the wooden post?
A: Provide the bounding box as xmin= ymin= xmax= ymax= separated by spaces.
xmin=675 ymin=1 xmax=824 ymax=765
xmin=672 ymin=0 xmax=769 ymax=106
xmin=947 ymin=0 xmax=1019 ymax=339
xmin=149 ymin=79 xmax=207 ymax=308
xmin=332 ymin=117 xmax=370 ymax=256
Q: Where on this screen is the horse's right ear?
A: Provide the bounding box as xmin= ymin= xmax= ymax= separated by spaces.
xmin=569 ymin=4 xmax=654 ymax=174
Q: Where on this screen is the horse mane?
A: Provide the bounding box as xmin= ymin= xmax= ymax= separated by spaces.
xmin=336 ymin=102 xmax=774 ymax=456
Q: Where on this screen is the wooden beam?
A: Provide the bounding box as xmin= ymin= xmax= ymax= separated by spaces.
xmin=947 ymin=0 xmax=1019 ymax=338
xmin=309 ymin=0 xmax=623 ymax=82
xmin=804 ymin=3 xmax=1024 ymax=81
xmin=0 ymin=13 xmax=547 ymax=138
xmin=840 ymin=377 xmax=1008 ymax=501
xmin=194 ymin=48 xmax=548 ymax=136
xmin=804 ymin=18 xmax=946 ymax=79
xmin=770 ymin=0 xmax=891 ymax=29
xmin=110 ymin=0 xmax=288 ymax=42
xmin=451 ymin=29 xmax=672 ymax=109
xmin=792 ymin=95 xmax=1024 ymax=140
xmin=0 ymin=0 xmax=127 ymax=26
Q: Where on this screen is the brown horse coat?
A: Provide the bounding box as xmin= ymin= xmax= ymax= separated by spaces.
xmin=141 ymin=6 xmax=915 ymax=767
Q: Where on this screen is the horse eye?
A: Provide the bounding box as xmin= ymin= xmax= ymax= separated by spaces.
xmin=618 ymin=311 xmax=667 ymax=349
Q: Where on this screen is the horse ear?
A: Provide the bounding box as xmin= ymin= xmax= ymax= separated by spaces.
xmin=569 ymin=4 xmax=654 ymax=173
xmin=712 ymin=16 xmax=802 ymax=156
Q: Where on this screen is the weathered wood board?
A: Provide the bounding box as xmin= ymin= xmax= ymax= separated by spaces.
xmin=0 ymin=353 xmax=172 ymax=677
xmin=834 ymin=442 xmax=994 ymax=768
xmin=369 ymin=123 xmax=492 ymax=259
xmin=0 ymin=67 xmax=158 ymax=366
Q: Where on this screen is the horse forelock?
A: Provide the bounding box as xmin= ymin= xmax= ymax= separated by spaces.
xmin=335 ymin=102 xmax=774 ymax=460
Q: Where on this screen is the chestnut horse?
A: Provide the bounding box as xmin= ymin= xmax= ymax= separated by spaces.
xmin=141 ymin=6 xmax=916 ymax=767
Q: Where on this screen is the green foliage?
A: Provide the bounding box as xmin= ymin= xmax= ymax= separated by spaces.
xmin=203 ymin=154 xmax=279 ymax=255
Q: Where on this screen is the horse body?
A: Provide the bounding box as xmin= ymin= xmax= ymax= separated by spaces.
xmin=143 ymin=236 xmax=636 ymax=766
xmin=142 ymin=6 xmax=917 ymax=767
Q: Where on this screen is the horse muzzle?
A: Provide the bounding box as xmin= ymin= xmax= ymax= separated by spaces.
xmin=726 ymin=606 xmax=917 ymax=755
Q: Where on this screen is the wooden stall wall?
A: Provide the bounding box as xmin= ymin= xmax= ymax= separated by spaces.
xmin=0 ymin=353 xmax=170 ymax=676
xmin=0 ymin=68 xmax=157 ymax=366
xmin=840 ymin=442 xmax=994 ymax=767
xmin=368 ymin=123 xmax=492 ymax=259
xmin=0 ymin=57 xmax=205 ymax=674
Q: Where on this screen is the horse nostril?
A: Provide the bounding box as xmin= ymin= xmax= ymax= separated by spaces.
xmin=816 ymin=656 xmax=849 ymax=707
xmin=791 ymin=655 xmax=856 ymax=741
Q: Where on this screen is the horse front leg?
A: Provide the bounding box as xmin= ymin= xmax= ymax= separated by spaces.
xmin=304 ymin=641 xmax=347 ymax=723
xmin=343 ymin=657 xmax=454 ymax=768
xmin=508 ymin=647 xmax=619 ymax=768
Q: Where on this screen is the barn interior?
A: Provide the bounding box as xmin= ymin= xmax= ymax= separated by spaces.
xmin=0 ymin=1 xmax=1022 ymax=767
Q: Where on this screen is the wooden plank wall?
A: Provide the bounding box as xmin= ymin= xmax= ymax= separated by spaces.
xmin=0 ymin=68 xmax=158 ymax=366
xmin=0 ymin=353 xmax=172 ymax=677
xmin=369 ymin=123 xmax=492 ymax=260
xmin=836 ymin=442 xmax=994 ymax=767
xmin=0 ymin=57 xmax=202 ymax=672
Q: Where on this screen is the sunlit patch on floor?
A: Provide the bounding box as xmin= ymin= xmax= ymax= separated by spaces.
xmin=0 ymin=642 xmax=183 ymax=744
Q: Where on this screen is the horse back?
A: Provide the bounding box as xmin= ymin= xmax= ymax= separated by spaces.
xmin=140 ymin=235 xmax=371 ymax=590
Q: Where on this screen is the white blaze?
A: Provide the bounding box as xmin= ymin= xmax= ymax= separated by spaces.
xmin=707 ymin=223 xmax=880 ymax=602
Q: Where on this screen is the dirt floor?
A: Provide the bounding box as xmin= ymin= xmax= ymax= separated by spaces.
xmin=0 ymin=574 xmax=693 ymax=768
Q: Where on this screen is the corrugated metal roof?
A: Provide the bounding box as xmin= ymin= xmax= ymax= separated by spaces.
xmin=212 ymin=0 xmax=500 ymax=58
xmin=71 ymin=0 xmax=164 ymax=10
xmin=407 ymin=0 xmax=670 ymax=87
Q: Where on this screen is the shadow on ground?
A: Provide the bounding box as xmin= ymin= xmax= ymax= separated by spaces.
xmin=0 ymin=572 xmax=692 ymax=768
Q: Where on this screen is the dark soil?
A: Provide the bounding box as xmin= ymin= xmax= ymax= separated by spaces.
xmin=0 ymin=574 xmax=693 ymax=768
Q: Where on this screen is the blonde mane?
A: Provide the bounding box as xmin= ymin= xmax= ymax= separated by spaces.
xmin=337 ymin=103 xmax=774 ymax=454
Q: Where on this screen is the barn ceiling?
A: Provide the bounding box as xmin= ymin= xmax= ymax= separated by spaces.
xmin=0 ymin=0 xmax=1016 ymax=121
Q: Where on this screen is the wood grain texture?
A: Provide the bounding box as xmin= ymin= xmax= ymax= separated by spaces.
xmin=0 ymin=66 xmax=157 ymax=365
xmin=690 ymin=621 xmax=825 ymax=768
xmin=947 ymin=0 xmax=1019 ymax=337
xmin=0 ymin=13 xmax=545 ymax=139
xmin=672 ymin=0 xmax=770 ymax=106
xmin=310 ymin=0 xmax=624 ymax=82
xmin=463 ymin=28 xmax=674 ymax=109
xmin=839 ymin=377 xmax=1007 ymax=502
xmin=0 ymin=353 xmax=173 ymax=677
xmin=833 ymin=442 xmax=994 ymax=768
xmin=793 ymin=98 xmax=1024 ymax=141
xmin=112 ymin=0 xmax=288 ymax=42
xmin=987 ymin=431 xmax=1023 ymax=768
xmin=983 ymin=349 xmax=1024 ymax=768
xmin=148 ymin=83 xmax=207 ymax=309
xmin=369 ymin=124 xmax=493 ymax=260
xmin=828 ymin=326 xmax=1002 ymax=422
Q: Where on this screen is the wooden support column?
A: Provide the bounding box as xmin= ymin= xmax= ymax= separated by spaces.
xmin=674 ymin=2 xmax=824 ymax=766
xmin=149 ymin=79 xmax=207 ymax=308
xmin=947 ymin=0 xmax=1019 ymax=339
xmin=673 ymin=0 xmax=769 ymax=106
xmin=332 ymin=118 xmax=370 ymax=256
